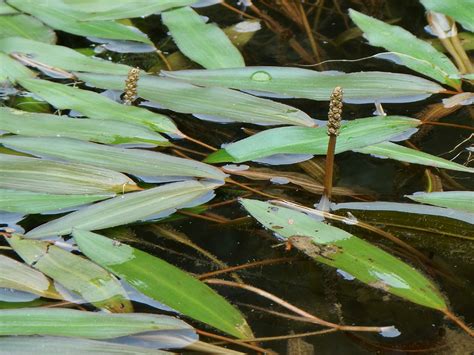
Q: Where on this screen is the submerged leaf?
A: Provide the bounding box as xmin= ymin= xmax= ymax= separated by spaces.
xmin=6 ymin=234 xmax=132 ymax=313
xmin=25 ymin=180 xmax=220 ymax=238
xmin=0 ymin=189 xmax=113 ymax=214
xmin=354 ymin=142 xmax=474 ymax=173
xmin=73 ymin=229 xmax=253 ymax=339
xmin=0 ymin=15 xmax=55 ymax=43
xmin=205 ymin=116 xmax=420 ymax=163
xmin=349 ymin=9 xmax=460 ymax=88
xmin=240 ymin=199 xmax=447 ymax=310
xmin=17 ymin=78 xmax=177 ymax=135
xmin=0 ymin=154 xmax=138 ymax=195
xmin=77 ymin=72 xmax=315 ymax=127
xmin=406 ymin=191 xmax=474 ymax=213
xmin=0 ymin=308 xmax=192 ymax=339
xmin=0 ymin=136 xmax=226 ymax=181
xmin=0 ymin=107 xmax=168 ymax=146
xmin=162 ymin=67 xmax=444 ymax=103
xmin=162 ymin=6 xmax=244 ymax=69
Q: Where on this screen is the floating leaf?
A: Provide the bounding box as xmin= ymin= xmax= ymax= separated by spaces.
xmin=0 ymin=136 xmax=226 ymax=181
xmin=162 ymin=67 xmax=444 ymax=103
xmin=74 ymin=229 xmax=253 ymax=339
xmin=0 ymin=336 xmax=172 ymax=354
xmin=0 ymin=153 xmax=138 ymax=194
xmin=76 ymin=73 xmax=314 ymax=127
xmin=6 ymin=234 xmax=132 ymax=312
xmin=406 ymin=191 xmax=474 ymax=213
xmin=349 ymin=9 xmax=460 ymax=88
xmin=0 ymin=37 xmax=130 ymax=75
xmin=17 ymin=78 xmax=177 ymax=135
xmin=0 ymin=308 xmax=192 ymax=339
xmin=0 ymin=1 xmax=18 ymax=15
xmin=0 ymin=15 xmax=56 ymax=43
xmin=0 ymin=189 xmax=113 ymax=214
xmin=26 ymin=180 xmax=220 ymax=238
xmin=162 ymin=6 xmax=244 ymax=69
xmin=354 ymin=141 xmax=474 ymax=173
xmin=0 ymin=255 xmax=61 ymax=299
xmin=240 ymin=199 xmax=447 ymax=310
xmin=0 ymin=52 xmax=36 ymax=84
xmin=205 ymin=116 xmax=420 ymax=163
xmin=7 ymin=0 xmax=152 ymax=43
xmin=420 ymin=0 xmax=474 ymax=32
xmin=0 ymin=107 xmax=168 ymax=146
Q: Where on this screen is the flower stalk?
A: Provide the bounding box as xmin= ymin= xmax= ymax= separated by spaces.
xmin=123 ymin=67 xmax=140 ymax=105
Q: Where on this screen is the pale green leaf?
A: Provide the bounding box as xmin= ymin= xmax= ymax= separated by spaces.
xmin=0 ymin=52 xmax=36 ymax=84
xmin=205 ymin=116 xmax=420 ymax=163
xmin=77 ymin=72 xmax=315 ymax=127
xmin=0 ymin=136 xmax=227 ymax=181
xmin=240 ymin=199 xmax=447 ymax=311
xmin=163 ymin=67 xmax=445 ymax=103
xmin=0 ymin=308 xmax=192 ymax=339
xmin=0 ymin=15 xmax=56 ymax=43
xmin=349 ymin=9 xmax=460 ymax=88
xmin=162 ymin=6 xmax=245 ymax=69
xmin=25 ymin=180 xmax=220 ymax=238
xmin=0 ymin=1 xmax=18 ymax=14
xmin=7 ymin=234 xmax=132 ymax=312
xmin=0 ymin=107 xmax=168 ymax=146
xmin=0 ymin=189 xmax=113 ymax=214
xmin=17 ymin=78 xmax=177 ymax=135
xmin=420 ymin=0 xmax=474 ymax=32
xmin=406 ymin=191 xmax=474 ymax=213
xmin=74 ymin=229 xmax=253 ymax=339
xmin=0 ymin=153 xmax=138 ymax=194
xmin=354 ymin=141 xmax=474 ymax=173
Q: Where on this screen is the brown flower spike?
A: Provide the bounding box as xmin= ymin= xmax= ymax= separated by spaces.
xmin=327 ymin=86 xmax=343 ymax=136
xmin=123 ymin=67 xmax=140 ymax=105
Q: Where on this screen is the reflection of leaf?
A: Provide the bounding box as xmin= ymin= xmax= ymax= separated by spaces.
xmin=7 ymin=235 xmax=132 ymax=313
xmin=241 ymin=199 xmax=447 ymax=311
xmin=0 ymin=15 xmax=55 ymax=43
xmin=162 ymin=6 xmax=244 ymax=69
xmin=406 ymin=191 xmax=474 ymax=213
xmin=0 ymin=255 xmax=61 ymax=300
xmin=0 ymin=136 xmax=225 ymax=181
xmin=420 ymin=0 xmax=474 ymax=32
xmin=0 ymin=154 xmax=138 ymax=195
xmin=349 ymin=9 xmax=460 ymax=88
xmin=163 ymin=67 xmax=444 ymax=103
xmin=0 ymin=189 xmax=113 ymax=214
xmin=73 ymin=229 xmax=253 ymax=339
xmin=0 ymin=308 xmax=192 ymax=339
xmin=26 ymin=180 xmax=220 ymax=238
xmin=355 ymin=142 xmax=474 ymax=173
xmin=205 ymin=116 xmax=420 ymax=163
xmin=77 ymin=72 xmax=315 ymax=127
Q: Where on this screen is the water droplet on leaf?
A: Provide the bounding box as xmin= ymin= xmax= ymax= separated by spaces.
xmin=251 ymin=71 xmax=272 ymax=82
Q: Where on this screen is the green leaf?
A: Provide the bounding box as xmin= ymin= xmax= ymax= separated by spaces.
xmin=7 ymin=0 xmax=152 ymax=43
xmin=0 ymin=37 xmax=131 ymax=75
xmin=162 ymin=6 xmax=245 ymax=69
xmin=240 ymin=199 xmax=447 ymax=311
xmin=17 ymin=78 xmax=177 ymax=135
xmin=25 ymin=180 xmax=220 ymax=238
xmin=0 ymin=307 xmax=192 ymax=338
xmin=0 ymin=336 xmax=172 ymax=354
xmin=406 ymin=191 xmax=474 ymax=213
xmin=73 ymin=229 xmax=253 ymax=339
xmin=76 ymin=72 xmax=315 ymax=127
xmin=354 ymin=141 xmax=474 ymax=173
xmin=6 ymin=234 xmax=132 ymax=312
xmin=0 ymin=153 xmax=138 ymax=194
xmin=0 ymin=136 xmax=227 ymax=181
xmin=0 ymin=1 xmax=18 ymax=14
xmin=205 ymin=116 xmax=420 ymax=163
xmin=163 ymin=67 xmax=444 ymax=103
xmin=420 ymin=0 xmax=474 ymax=32
xmin=0 ymin=107 xmax=168 ymax=146
xmin=0 ymin=255 xmax=61 ymax=299
xmin=0 ymin=188 xmax=113 ymax=214
xmin=0 ymin=52 xmax=36 ymax=84
xmin=349 ymin=9 xmax=460 ymax=88
xmin=0 ymin=15 xmax=56 ymax=43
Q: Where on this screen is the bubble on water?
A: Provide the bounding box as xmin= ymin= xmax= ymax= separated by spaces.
xmin=251 ymin=71 xmax=272 ymax=82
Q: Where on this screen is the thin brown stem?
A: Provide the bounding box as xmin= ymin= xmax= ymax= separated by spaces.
xmin=220 ymin=1 xmax=258 ymax=19
xmin=178 ymin=210 xmax=227 ymax=224
xmin=323 ymin=136 xmax=336 ymax=200
xmin=182 ymin=134 xmax=217 ymax=151
xmin=196 ymin=329 xmax=274 ymax=354
xmin=226 ymin=178 xmax=281 ymax=200
xmin=443 ymin=310 xmax=474 ymax=336
xmin=297 ymin=1 xmax=322 ymax=64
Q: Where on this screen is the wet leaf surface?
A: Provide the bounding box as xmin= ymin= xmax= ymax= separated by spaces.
xmin=406 ymin=191 xmax=474 ymax=213
xmin=0 ymin=15 xmax=56 ymax=43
